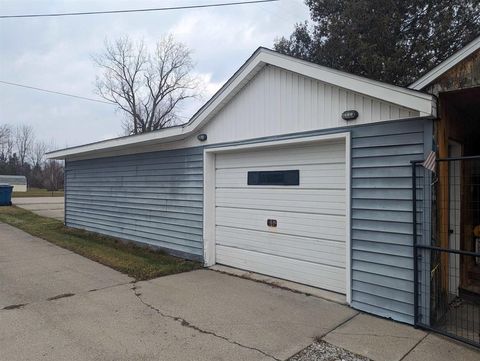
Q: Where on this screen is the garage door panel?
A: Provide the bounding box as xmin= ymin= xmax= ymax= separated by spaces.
xmin=216 ymin=188 xmax=345 ymax=200
xmin=216 ymin=200 xmax=345 ymax=215
xmin=215 ymin=164 xmax=346 ymax=189
xmin=216 ymin=189 xmax=346 ymax=214
xmin=215 ymin=142 xmax=346 ymax=169
xmin=216 ymin=208 xmax=346 ymax=241
xmin=216 ymin=226 xmax=346 ymax=267
xmin=216 ymin=245 xmax=346 ymax=294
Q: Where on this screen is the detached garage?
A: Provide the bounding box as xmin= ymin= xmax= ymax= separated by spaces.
xmin=48 ymin=48 xmax=436 ymax=324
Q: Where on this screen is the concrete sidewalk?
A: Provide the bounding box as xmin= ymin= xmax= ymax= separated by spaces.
xmin=12 ymin=196 xmax=64 ymax=221
xmin=1 ymin=222 xmax=479 ymax=360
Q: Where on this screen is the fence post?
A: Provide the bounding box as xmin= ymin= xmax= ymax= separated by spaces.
xmin=412 ymin=161 xmax=419 ymax=326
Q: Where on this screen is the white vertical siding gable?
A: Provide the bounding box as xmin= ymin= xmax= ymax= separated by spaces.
xmin=198 ymin=65 xmax=420 ymax=145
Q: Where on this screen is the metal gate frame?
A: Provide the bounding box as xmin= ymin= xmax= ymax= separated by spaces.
xmin=412 ymin=156 xmax=480 ymax=348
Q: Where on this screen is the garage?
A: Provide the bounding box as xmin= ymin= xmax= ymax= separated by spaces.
xmin=50 ymin=47 xmax=437 ymax=322
xmin=212 ymin=136 xmax=348 ymax=294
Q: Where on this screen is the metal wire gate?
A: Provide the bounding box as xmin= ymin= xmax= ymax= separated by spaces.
xmin=412 ymin=155 xmax=480 ymax=348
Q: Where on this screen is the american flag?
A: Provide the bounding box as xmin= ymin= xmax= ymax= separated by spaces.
xmin=422 ymin=151 xmax=436 ymax=172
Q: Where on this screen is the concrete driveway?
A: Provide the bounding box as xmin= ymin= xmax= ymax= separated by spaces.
xmin=1 ymin=222 xmax=479 ymax=361
xmin=12 ymin=196 xmax=64 ymax=221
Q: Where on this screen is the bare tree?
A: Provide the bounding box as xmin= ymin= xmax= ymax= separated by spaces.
xmin=1 ymin=125 xmax=63 ymax=189
xmin=30 ymin=140 xmax=48 ymax=167
xmin=93 ymin=35 xmax=200 ymax=135
xmin=0 ymin=124 xmax=9 ymax=141
xmin=0 ymin=124 xmax=13 ymax=159
xmin=43 ymin=160 xmax=64 ymax=191
xmin=14 ymin=125 xmax=34 ymax=166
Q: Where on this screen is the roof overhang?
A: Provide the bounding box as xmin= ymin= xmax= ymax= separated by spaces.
xmin=409 ymin=36 xmax=480 ymax=91
xmin=47 ymin=47 xmax=436 ymax=160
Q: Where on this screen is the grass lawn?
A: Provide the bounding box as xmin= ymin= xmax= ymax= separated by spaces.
xmin=13 ymin=188 xmax=64 ymax=197
xmin=0 ymin=206 xmax=200 ymax=280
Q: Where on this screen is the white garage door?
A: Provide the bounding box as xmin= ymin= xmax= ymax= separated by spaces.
xmin=214 ymin=139 xmax=347 ymax=294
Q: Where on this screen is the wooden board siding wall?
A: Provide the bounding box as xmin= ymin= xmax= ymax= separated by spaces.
xmin=423 ymin=50 xmax=480 ymax=95
xmin=350 ymin=119 xmax=429 ymax=324
xmin=64 ymin=147 xmax=204 ymax=260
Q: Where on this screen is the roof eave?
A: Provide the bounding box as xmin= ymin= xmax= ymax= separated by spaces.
xmin=47 ymin=48 xmax=269 ymax=160
xmin=47 ymin=47 xmax=437 ymax=160
xmin=409 ymin=35 xmax=480 ymax=90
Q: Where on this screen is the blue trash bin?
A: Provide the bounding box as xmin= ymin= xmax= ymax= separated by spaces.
xmin=0 ymin=185 xmax=13 ymax=206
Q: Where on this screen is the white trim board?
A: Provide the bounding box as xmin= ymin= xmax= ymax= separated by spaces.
xmin=47 ymin=48 xmax=435 ymax=160
xmin=203 ymin=132 xmax=352 ymax=304
xmin=409 ymin=35 xmax=480 ymax=90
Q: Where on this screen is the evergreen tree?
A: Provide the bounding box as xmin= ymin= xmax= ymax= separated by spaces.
xmin=275 ymin=1 xmax=480 ymax=86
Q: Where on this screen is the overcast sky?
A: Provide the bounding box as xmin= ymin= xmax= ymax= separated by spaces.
xmin=0 ymin=0 xmax=309 ymax=149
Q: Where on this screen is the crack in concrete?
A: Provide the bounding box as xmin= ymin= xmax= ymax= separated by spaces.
xmin=211 ymin=269 xmax=308 ymax=296
xmin=1 ymin=281 xmax=134 ymax=312
xmin=47 ymin=293 xmax=75 ymax=301
xmin=317 ymin=312 xmax=360 ymax=340
xmin=88 ymin=280 xmax=135 ymax=293
xmin=273 ymin=312 xmax=362 ymax=361
xmin=2 ymin=303 xmax=27 ymax=310
xmin=131 ymin=283 xmax=281 ymax=361
xmin=398 ymin=333 xmax=429 ymax=361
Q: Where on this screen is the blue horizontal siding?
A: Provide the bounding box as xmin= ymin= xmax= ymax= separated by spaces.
xmin=350 ymin=119 xmax=428 ymax=324
xmin=63 ymin=117 xmax=431 ymax=325
xmin=65 ymin=147 xmax=204 ymax=260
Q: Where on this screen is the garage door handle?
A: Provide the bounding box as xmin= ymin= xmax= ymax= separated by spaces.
xmin=267 ymin=219 xmax=277 ymax=227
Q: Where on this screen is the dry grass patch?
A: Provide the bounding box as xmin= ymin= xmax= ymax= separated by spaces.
xmin=0 ymin=206 xmax=200 ymax=280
